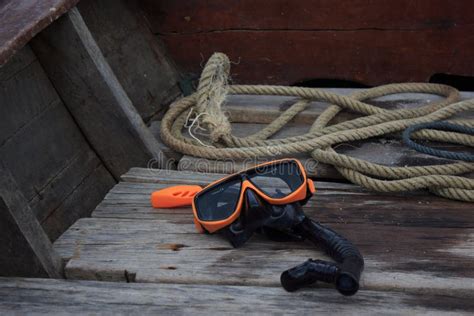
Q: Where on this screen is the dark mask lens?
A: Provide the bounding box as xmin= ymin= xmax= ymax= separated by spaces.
xmin=195 ymin=177 xmax=242 ymax=221
xmin=248 ymin=161 xmax=304 ymax=198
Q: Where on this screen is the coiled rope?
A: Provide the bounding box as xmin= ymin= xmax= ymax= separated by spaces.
xmin=161 ymin=53 xmax=474 ymax=202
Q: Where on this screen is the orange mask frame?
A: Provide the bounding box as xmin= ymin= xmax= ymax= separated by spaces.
xmin=192 ymin=158 xmax=316 ymax=233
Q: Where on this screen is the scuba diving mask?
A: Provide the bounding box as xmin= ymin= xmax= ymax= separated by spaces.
xmin=151 ymin=159 xmax=364 ymax=296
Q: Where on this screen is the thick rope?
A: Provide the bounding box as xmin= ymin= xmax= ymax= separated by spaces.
xmin=161 ymin=52 xmax=474 ymax=202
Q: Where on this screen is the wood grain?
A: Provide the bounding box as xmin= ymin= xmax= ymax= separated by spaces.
xmin=0 ymin=0 xmax=78 ymax=66
xmin=0 ymin=46 xmax=115 ymax=240
xmin=145 ymin=0 xmax=474 ymax=85
xmin=31 ymin=8 xmax=171 ymax=179
xmin=77 ymin=0 xmax=181 ymax=121
xmin=0 ymin=166 xmax=62 ymax=278
xmin=2 ymin=277 xmax=473 ymax=314
xmin=148 ymin=120 xmax=182 ymax=162
xmin=55 ymin=217 xmax=474 ymax=295
xmin=223 ymin=90 xmax=474 ymax=124
xmin=41 ymin=164 xmax=115 ymax=241
xmin=94 ymin=179 xmax=474 ymax=229
xmin=0 ymin=49 xmax=57 ymax=146
xmin=0 ymin=44 xmax=35 ymax=81
xmin=53 ymin=168 xmax=474 ymax=296
xmin=143 ymin=0 xmax=474 ymax=34
xmin=122 ymin=167 xmax=354 ymax=187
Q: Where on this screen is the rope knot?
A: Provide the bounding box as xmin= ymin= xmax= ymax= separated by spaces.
xmin=207 ymin=118 xmax=232 ymax=142
xmin=194 ymin=52 xmax=232 ymax=143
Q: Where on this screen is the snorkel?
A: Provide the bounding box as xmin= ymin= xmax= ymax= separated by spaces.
xmin=151 ymin=159 xmax=364 ymax=296
xmin=221 ymin=188 xmax=364 ymax=296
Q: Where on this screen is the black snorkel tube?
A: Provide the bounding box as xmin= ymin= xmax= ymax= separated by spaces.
xmin=280 ymin=217 xmax=364 ymax=296
xmin=220 ymin=188 xmax=364 ymax=296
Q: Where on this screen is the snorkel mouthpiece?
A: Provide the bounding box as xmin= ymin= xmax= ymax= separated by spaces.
xmin=281 ymin=259 xmax=338 ymax=292
xmin=280 ymin=217 xmax=364 ymax=296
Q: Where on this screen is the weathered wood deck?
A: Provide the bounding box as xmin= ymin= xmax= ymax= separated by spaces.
xmin=51 ymin=169 xmax=474 ymax=294
xmin=2 ymin=166 xmax=472 ymax=313
xmin=2 ymin=90 xmax=473 ymax=313
xmin=2 ymin=0 xmax=473 ymax=312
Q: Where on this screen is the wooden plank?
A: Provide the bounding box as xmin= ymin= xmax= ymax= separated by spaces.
xmin=1 ymin=101 xmax=95 ymax=207
xmin=77 ymin=0 xmax=181 ymax=121
xmin=224 ymin=90 xmax=474 ymax=124
xmin=147 ymin=1 xmax=474 ymax=85
xmin=55 ymin=217 xmax=474 ymax=296
xmin=110 ymin=172 xmax=473 ymax=230
xmin=0 ymin=0 xmax=78 ymax=66
xmin=30 ymin=7 xmax=170 ymax=179
xmin=2 ymin=278 xmax=472 ymax=314
xmin=29 ymin=149 xmax=103 ymax=224
xmin=92 ymin=179 xmax=474 ymax=229
xmin=0 ymin=166 xmax=62 ymax=278
xmin=0 ymin=44 xmax=36 ymax=81
xmin=122 ymin=167 xmax=355 ymax=188
xmin=41 ymin=164 xmax=115 ymax=241
xmin=0 ymin=54 xmax=57 ymax=146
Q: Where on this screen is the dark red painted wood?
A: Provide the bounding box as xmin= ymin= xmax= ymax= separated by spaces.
xmin=158 ymin=27 xmax=474 ymax=85
xmin=143 ymin=0 xmax=474 ymax=34
xmin=143 ymin=0 xmax=474 ymax=85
